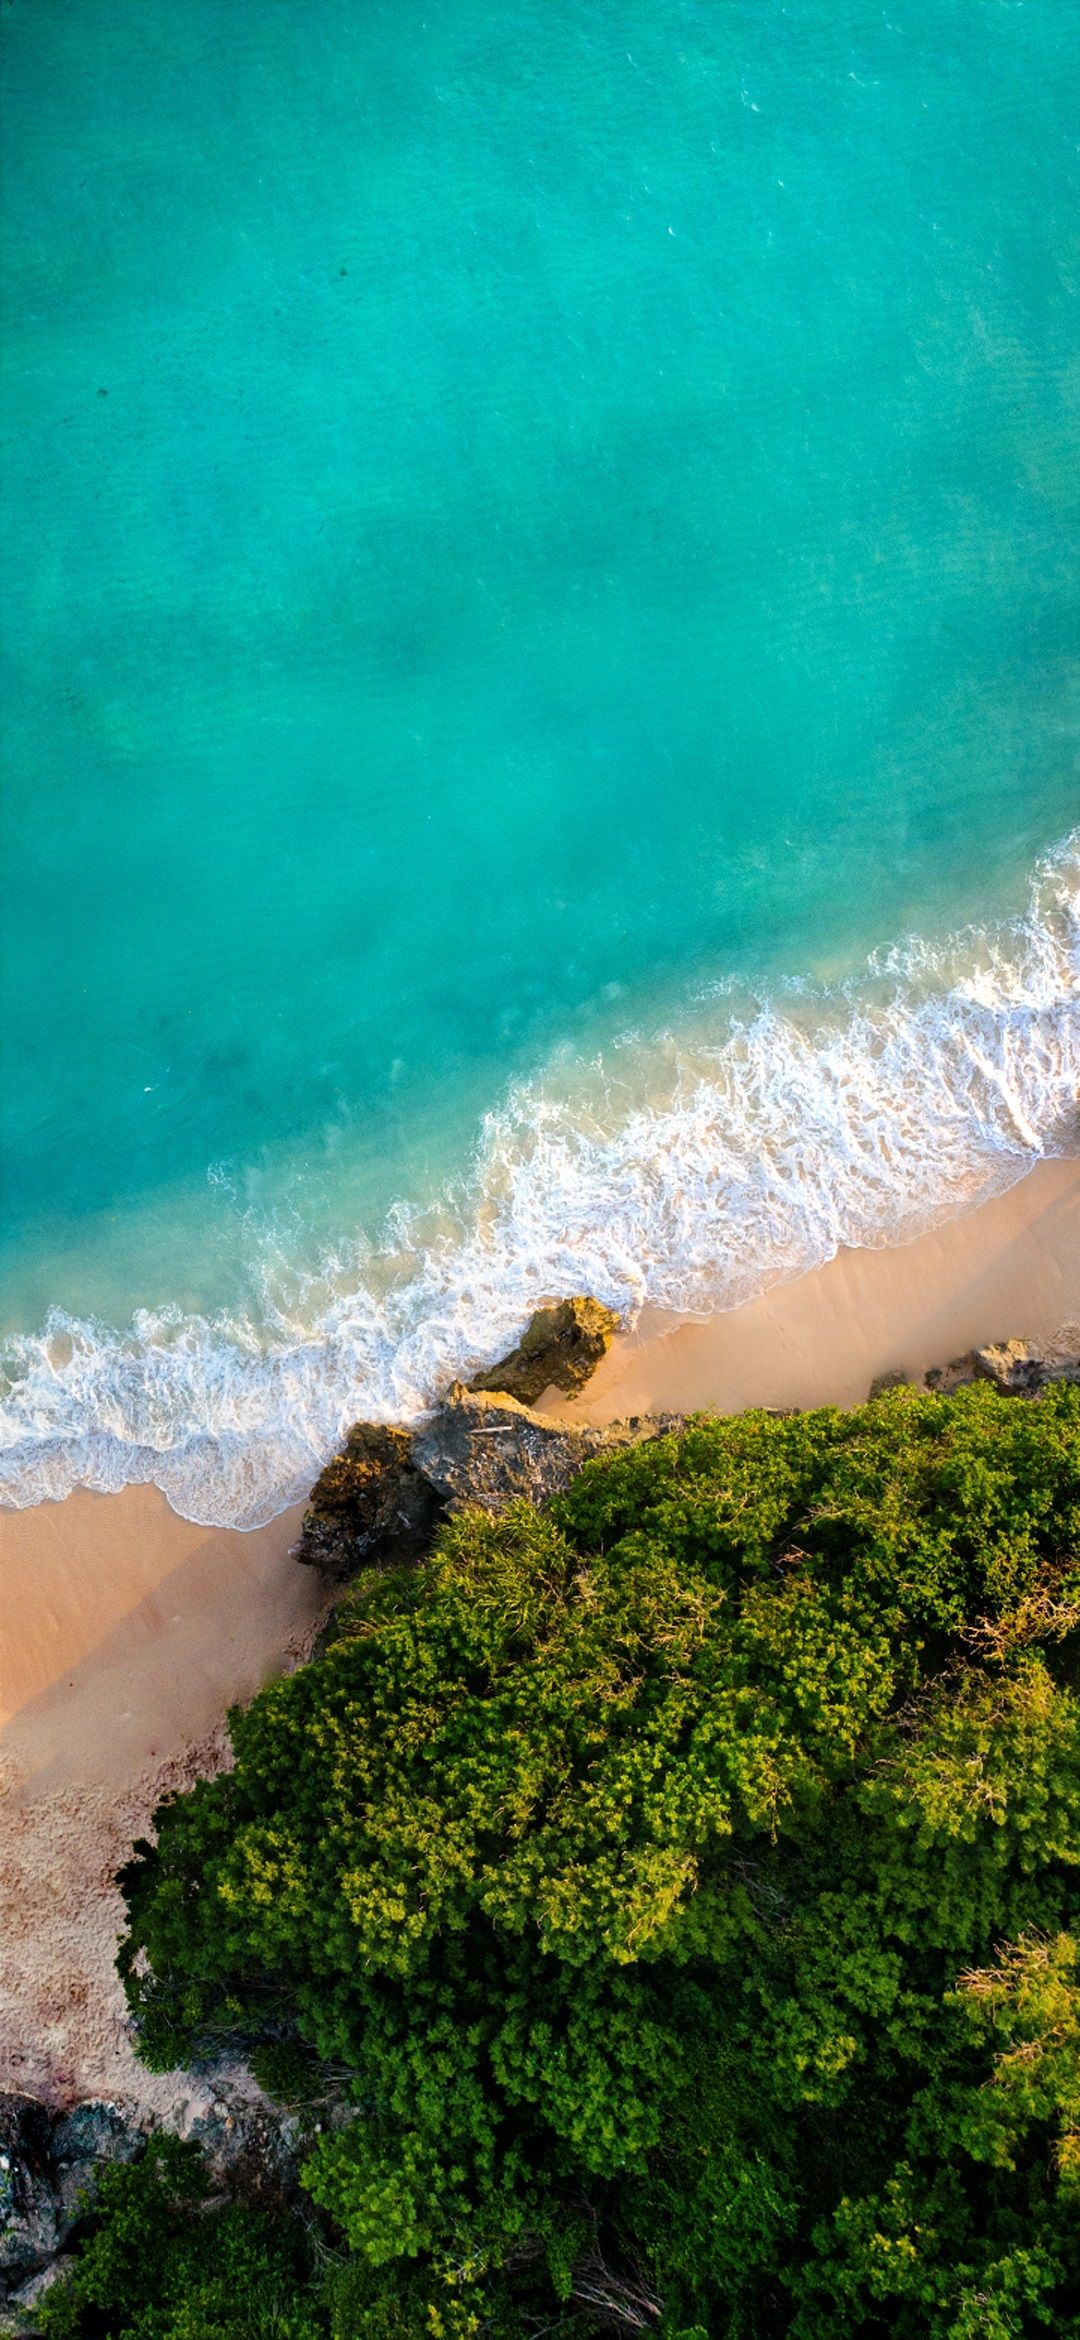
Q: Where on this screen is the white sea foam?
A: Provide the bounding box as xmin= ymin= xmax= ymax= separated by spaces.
xmin=2 ymin=840 xmax=1077 ymax=1527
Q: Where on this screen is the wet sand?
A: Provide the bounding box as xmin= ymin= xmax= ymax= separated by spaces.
xmin=545 ymin=1156 xmax=1079 ymax=1423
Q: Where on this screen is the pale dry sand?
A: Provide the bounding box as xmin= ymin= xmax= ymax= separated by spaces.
xmin=0 ymin=1490 xmax=327 ymax=2109
xmin=545 ymin=1156 xmax=1079 ymax=1423
xmin=0 ymin=1157 xmax=1076 ymax=2114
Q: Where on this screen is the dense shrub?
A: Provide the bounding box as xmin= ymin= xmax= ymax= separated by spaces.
xmin=110 ymin=1386 xmax=1079 ymax=2335
xmin=35 ymin=2135 xmax=323 ymax=2339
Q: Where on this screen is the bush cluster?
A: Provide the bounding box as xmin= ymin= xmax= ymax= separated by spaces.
xmin=46 ymin=1385 xmax=1080 ymax=2335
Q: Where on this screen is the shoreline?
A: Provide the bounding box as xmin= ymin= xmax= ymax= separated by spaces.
xmin=1 ymin=1495 xmax=327 ymax=2110
xmin=1 ymin=1153 xmax=1077 ymax=2108
xmin=546 ymin=1154 xmax=1079 ymax=1424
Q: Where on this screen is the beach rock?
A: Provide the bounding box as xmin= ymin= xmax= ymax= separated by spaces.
xmin=50 ymin=2102 xmax=138 ymax=2172
xmin=924 ymin=1339 xmax=1080 ymax=1398
xmin=924 ymin=1352 xmax=978 ymax=1395
xmin=973 ymin=1339 xmax=1057 ymax=1394
xmin=466 ymin=1296 xmax=619 ymax=1407
xmin=411 ymin=1383 xmax=677 ymax=1514
xmin=868 ymin=1369 xmax=913 ymax=1399
xmin=295 ymin=1423 xmax=442 ymax=1578
xmin=0 ymin=2096 xmax=143 ymax=2302
xmin=50 ymin=2102 xmax=139 ymax=2238
xmin=6 ymin=2254 xmax=74 ymax=2314
xmin=0 ymin=2097 xmax=59 ymax=2279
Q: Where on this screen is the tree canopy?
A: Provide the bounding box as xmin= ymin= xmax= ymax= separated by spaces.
xmin=96 ymin=1383 xmax=1080 ymax=2335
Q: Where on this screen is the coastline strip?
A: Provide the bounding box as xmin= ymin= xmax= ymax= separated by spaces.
xmin=548 ymin=1155 xmax=1079 ymax=1423
xmin=2 ymin=1156 xmax=1076 ymax=2108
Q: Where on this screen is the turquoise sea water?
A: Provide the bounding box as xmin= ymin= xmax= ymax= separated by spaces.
xmin=1 ymin=0 xmax=1077 ymax=1521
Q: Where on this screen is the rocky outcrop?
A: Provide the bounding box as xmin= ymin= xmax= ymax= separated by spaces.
xmin=0 ymin=2085 xmax=322 ymax=2321
xmin=296 ymin=1298 xmax=638 ymax=1575
xmin=0 ymin=2095 xmax=139 ymax=2307
xmin=925 ymin=1339 xmax=1080 ymax=1398
xmin=466 ymin=1296 xmax=618 ymax=1407
xmin=0 ymin=2096 xmax=55 ymax=2290
xmin=412 ymin=1383 xmax=677 ymax=1514
xmin=295 ymin=1422 xmax=442 ymax=1578
xmin=295 ymin=1359 xmax=679 ymax=1573
xmin=300 ymin=1324 xmax=1080 ymax=1580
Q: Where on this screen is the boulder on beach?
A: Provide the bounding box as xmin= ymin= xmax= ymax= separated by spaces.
xmin=294 ymin=1422 xmax=441 ymax=1578
xmin=926 ymin=1338 xmax=1080 ymax=1397
xmin=466 ymin=1295 xmax=619 ymax=1406
xmin=412 ymin=1382 xmax=675 ymax=1514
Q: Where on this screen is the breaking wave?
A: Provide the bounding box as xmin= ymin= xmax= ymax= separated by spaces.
xmin=2 ymin=838 xmax=1077 ymax=1527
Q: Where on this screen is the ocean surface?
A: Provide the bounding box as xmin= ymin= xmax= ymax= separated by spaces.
xmin=1 ymin=0 xmax=1077 ymax=1524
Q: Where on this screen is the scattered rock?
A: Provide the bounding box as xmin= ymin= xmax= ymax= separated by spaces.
xmin=50 ymin=2102 xmax=137 ymax=2171
xmin=0 ymin=2084 xmax=314 ymax=2312
xmin=181 ymin=2099 xmax=301 ymax=2209
xmin=299 ymin=1316 xmax=1080 ymax=1587
xmin=466 ymin=1296 xmax=619 ymax=1407
xmin=411 ymin=1383 xmax=676 ymax=1515
xmin=295 ymin=1423 xmax=442 ymax=1579
xmin=924 ymin=1353 xmax=978 ymax=1396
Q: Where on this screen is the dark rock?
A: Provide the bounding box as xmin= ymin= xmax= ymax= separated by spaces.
xmin=411 ymin=1383 xmax=678 ymax=1515
xmin=924 ymin=1353 xmax=980 ymax=1396
xmin=467 ymin=1296 xmax=619 ymax=1407
xmin=50 ymin=2102 xmax=137 ymax=2171
xmin=0 ymin=2098 xmax=59 ymax=2280
xmin=868 ymin=1369 xmax=912 ymax=1399
xmin=0 ymin=2104 xmax=50 ymax=2174
xmin=0 ymin=2097 xmax=142 ymax=2302
xmin=50 ymin=2103 xmax=139 ymax=2240
xmin=184 ymin=2099 xmax=305 ymax=2210
xmin=5 ymin=2253 xmax=74 ymax=2319
xmin=295 ymin=1423 xmax=442 ymax=1579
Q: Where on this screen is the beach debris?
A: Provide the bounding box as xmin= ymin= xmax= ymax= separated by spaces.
xmin=466 ymin=1295 xmax=619 ymax=1407
xmin=294 ymin=1423 xmax=441 ymax=1579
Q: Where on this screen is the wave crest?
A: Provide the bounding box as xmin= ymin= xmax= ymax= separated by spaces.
xmin=2 ymin=841 xmax=1077 ymax=1527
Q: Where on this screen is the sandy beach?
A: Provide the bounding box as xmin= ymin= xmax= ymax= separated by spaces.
xmin=548 ymin=1155 xmax=1080 ymax=1424
xmin=1 ymin=1492 xmax=326 ymax=2110
xmin=1 ymin=1153 xmax=1077 ymax=2111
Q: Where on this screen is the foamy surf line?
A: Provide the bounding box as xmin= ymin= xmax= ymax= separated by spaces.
xmin=2 ymin=841 xmax=1077 ymax=1528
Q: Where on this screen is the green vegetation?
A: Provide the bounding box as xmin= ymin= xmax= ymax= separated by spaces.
xmin=55 ymin=1385 xmax=1080 ymax=2334
xmin=35 ymin=2135 xmax=323 ymax=2340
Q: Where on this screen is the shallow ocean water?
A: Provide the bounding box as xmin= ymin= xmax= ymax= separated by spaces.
xmin=1 ymin=0 xmax=1077 ymax=1519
